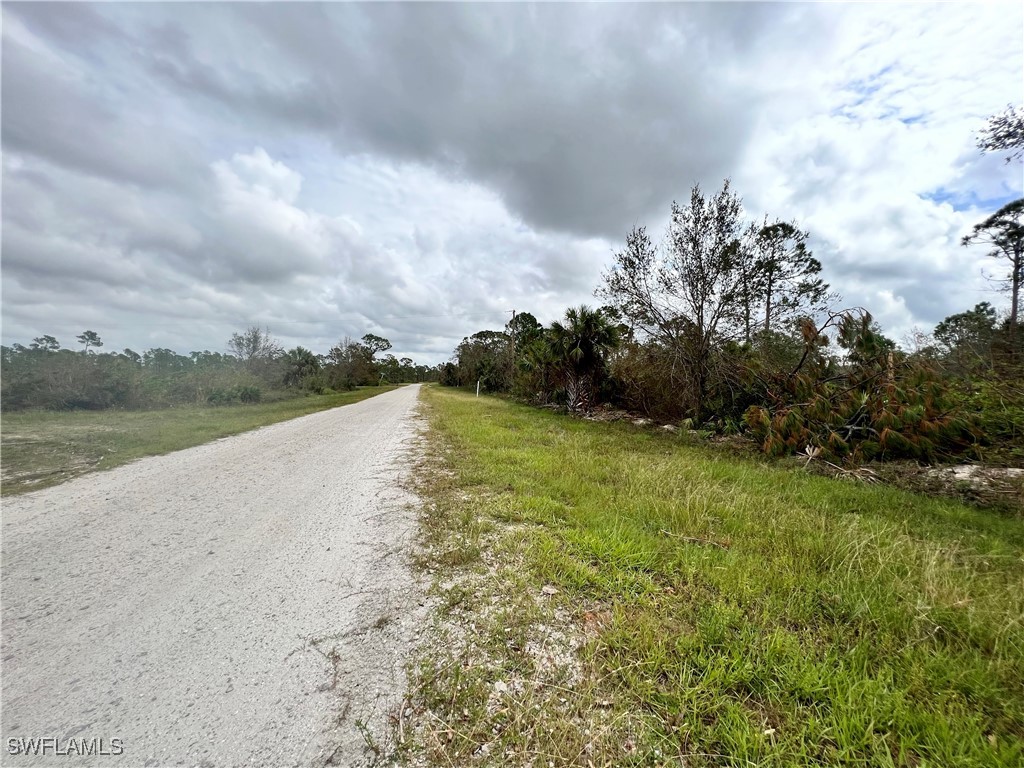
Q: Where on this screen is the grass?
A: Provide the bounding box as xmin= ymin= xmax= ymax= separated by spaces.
xmin=1 ymin=386 xmax=403 ymax=494
xmin=406 ymin=387 xmax=1024 ymax=767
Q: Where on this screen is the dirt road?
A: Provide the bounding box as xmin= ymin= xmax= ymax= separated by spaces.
xmin=1 ymin=384 xmax=425 ymax=766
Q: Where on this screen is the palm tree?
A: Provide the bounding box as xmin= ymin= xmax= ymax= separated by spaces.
xmin=548 ymin=305 xmax=621 ymax=412
xmin=282 ymin=346 xmax=321 ymax=388
xmin=518 ymin=332 xmax=557 ymax=402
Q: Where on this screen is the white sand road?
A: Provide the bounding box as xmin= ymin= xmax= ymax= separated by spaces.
xmin=1 ymin=384 xmax=426 ymax=767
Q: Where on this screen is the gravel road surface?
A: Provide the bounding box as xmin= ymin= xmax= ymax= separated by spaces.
xmin=2 ymin=384 xmax=425 ymax=767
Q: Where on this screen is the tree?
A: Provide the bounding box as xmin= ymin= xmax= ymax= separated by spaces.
xmin=399 ymin=357 xmax=415 ymax=376
xmin=977 ymin=104 xmax=1024 ymax=162
xmin=451 ymin=330 xmax=511 ymax=391
xmin=282 ymin=346 xmax=321 ymax=388
xmin=548 ymin=305 xmax=621 ymax=412
xmin=2 ymin=326 xmax=434 ymax=411
xmin=227 ymin=326 xmax=283 ymax=365
xmin=323 ymin=335 xmax=393 ymax=387
xmin=227 ymin=327 xmax=284 ymax=386
xmin=506 ymin=311 xmax=543 ymax=355
xmin=143 ymin=348 xmax=191 ymax=374
xmin=751 ymin=220 xmax=830 ymax=335
xmin=190 ymin=350 xmax=234 ymax=367
xmin=962 ymin=198 xmax=1024 ymax=354
xmin=599 ymin=181 xmax=749 ymax=421
xmin=326 ymin=337 xmax=371 ymax=388
xmin=379 ymin=354 xmax=400 ymax=383
xmin=934 ymin=302 xmax=998 ymax=370
xmin=76 ymin=330 xmax=102 ymax=353
xmin=515 ymin=331 xmax=558 ymax=402
xmin=30 ymin=335 xmax=60 ymax=352
xmin=361 ymin=334 xmax=392 ymax=356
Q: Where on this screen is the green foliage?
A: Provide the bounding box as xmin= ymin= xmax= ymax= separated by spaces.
xmin=1 ymin=346 xmax=143 ymax=410
xmin=76 ymin=330 xmax=103 ymax=352
xmin=935 ymin=302 xmax=998 ymax=357
xmin=547 ymin=305 xmax=621 ymax=412
xmin=360 ymin=333 xmax=392 ymax=356
xmin=506 ymin=311 xmax=543 ymax=347
xmin=750 ymin=219 xmax=830 ymax=338
xmin=746 ymin=313 xmax=982 ymax=461
xmin=512 ymin=333 xmax=557 ymax=402
xmin=227 ymin=326 xmax=283 ymax=368
xmin=323 ymin=334 xmax=421 ymax=388
xmin=917 ymin=301 xmax=1023 ymax=461
xmin=446 ymin=330 xmax=513 ymax=391
xmin=30 ymin=335 xmax=60 ymax=352
xmin=206 ymin=387 xmax=235 ymax=406
xmin=300 ymin=373 xmax=329 ymax=395
xmin=433 ymin=182 xmax=1016 ymax=471
xmin=443 ymin=307 xmax=622 ymax=412
xmin=962 ymin=370 xmax=1024 ymax=463
xmin=376 ymin=354 xmax=432 ymax=385
xmin=599 ymin=182 xmax=750 ymax=421
xmin=238 ymin=385 xmax=261 ymax=403
xmin=598 ymin=181 xmax=833 ymax=423
xmin=282 ymin=346 xmax=322 ymax=388
xmin=961 ymin=198 xmax=1023 ymax=355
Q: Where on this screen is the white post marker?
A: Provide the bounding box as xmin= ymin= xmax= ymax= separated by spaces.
xmin=476 ymin=379 xmax=481 ymax=397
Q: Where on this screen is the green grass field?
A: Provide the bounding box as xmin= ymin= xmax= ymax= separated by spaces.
xmin=1 ymin=386 xmax=402 ymax=494
xmin=411 ymin=387 xmax=1024 ymax=767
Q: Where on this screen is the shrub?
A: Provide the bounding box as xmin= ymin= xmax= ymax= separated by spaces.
xmin=301 ymin=373 xmax=328 ymax=394
xmin=206 ymin=385 xmax=262 ymax=405
xmin=206 ymin=387 xmax=237 ymax=405
xmin=237 ymin=386 xmax=261 ymax=403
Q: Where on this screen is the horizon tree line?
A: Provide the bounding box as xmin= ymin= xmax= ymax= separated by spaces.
xmin=1 ymin=327 xmax=439 ymax=411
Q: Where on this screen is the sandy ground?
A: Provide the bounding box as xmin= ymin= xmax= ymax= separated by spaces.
xmin=1 ymin=384 xmax=425 ymax=767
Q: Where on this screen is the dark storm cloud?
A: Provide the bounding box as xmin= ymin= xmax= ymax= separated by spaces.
xmin=91 ymin=2 xmax=823 ymax=239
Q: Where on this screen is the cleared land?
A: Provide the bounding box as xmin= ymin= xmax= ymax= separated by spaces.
xmin=410 ymin=387 xmax=1024 ymax=767
xmin=1 ymin=385 xmax=399 ymax=494
xmin=2 ymin=384 xmax=423 ymax=766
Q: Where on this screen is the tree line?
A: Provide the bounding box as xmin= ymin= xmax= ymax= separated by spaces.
xmin=1 ymin=327 xmax=438 ymax=411
xmin=442 ymin=178 xmax=1022 ymax=464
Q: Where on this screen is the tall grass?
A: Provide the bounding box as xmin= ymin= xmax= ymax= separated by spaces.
xmin=413 ymin=387 xmax=1024 ymax=767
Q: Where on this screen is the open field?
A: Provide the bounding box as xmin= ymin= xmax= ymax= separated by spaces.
xmin=1 ymin=386 xmax=402 ymax=494
xmin=409 ymin=387 xmax=1024 ymax=767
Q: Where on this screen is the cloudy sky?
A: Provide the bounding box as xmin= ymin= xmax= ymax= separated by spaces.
xmin=2 ymin=2 xmax=1021 ymax=364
